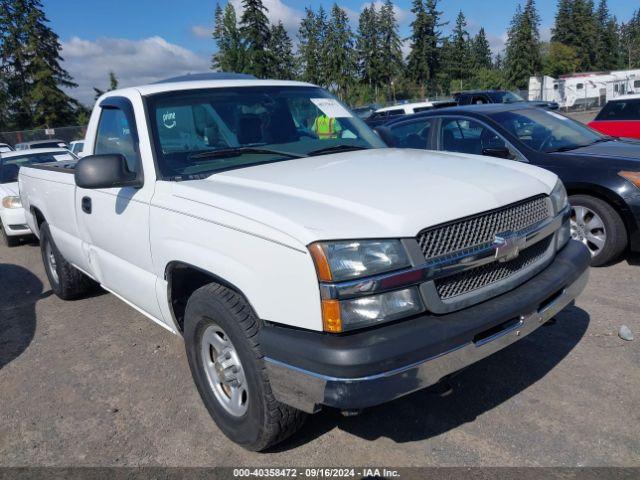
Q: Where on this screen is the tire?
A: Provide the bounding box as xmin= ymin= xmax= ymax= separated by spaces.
xmin=0 ymin=219 xmax=19 ymax=247
xmin=569 ymin=194 xmax=627 ymax=267
xmin=40 ymin=222 xmax=96 ymax=299
xmin=184 ymin=283 xmax=306 ymax=451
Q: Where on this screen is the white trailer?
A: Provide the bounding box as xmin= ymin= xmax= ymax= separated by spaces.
xmin=529 ymin=69 xmax=640 ymax=109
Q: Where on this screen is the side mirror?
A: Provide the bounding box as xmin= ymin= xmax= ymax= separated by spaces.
xmin=373 ymin=126 xmax=397 ymax=147
xmin=482 ymin=147 xmax=511 ymax=159
xmin=75 ymin=154 xmax=142 ymax=189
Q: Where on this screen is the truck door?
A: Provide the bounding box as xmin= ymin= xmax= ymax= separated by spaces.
xmin=76 ymin=97 xmax=162 ymax=319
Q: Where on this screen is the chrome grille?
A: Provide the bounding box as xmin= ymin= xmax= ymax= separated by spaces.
xmin=435 ymin=237 xmax=553 ymax=300
xmin=417 ymin=196 xmax=551 ymax=260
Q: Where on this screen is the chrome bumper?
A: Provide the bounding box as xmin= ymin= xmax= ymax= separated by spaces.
xmin=265 ymin=268 xmax=588 ymax=414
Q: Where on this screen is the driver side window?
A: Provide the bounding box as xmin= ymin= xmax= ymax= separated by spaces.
xmin=439 ymin=117 xmax=517 ymax=160
xmin=95 ymin=107 xmax=140 ymax=172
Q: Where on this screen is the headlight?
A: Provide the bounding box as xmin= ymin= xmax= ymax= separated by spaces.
xmin=309 ymin=239 xmax=410 ymax=282
xmin=1 ymin=196 xmax=22 ymax=209
xmin=550 ymin=180 xmax=568 ymax=214
xmin=309 ymin=240 xmax=421 ymax=332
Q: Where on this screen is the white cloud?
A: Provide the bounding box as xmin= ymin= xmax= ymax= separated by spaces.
xmin=61 ymin=36 xmax=210 ymax=106
xmin=191 ymin=25 xmax=212 ymax=39
xmin=229 ymin=0 xmax=302 ymax=38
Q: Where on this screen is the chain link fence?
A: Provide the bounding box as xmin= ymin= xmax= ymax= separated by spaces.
xmin=0 ymin=125 xmax=87 ymax=147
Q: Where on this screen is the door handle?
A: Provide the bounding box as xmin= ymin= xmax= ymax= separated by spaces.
xmin=81 ymin=196 xmax=92 ymax=214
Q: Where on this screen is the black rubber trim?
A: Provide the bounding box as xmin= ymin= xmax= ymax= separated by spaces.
xmin=260 ymin=240 xmax=590 ymax=379
xmin=25 ymin=162 xmax=77 ymax=174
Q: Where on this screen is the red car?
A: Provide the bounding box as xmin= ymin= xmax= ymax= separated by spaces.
xmin=589 ymin=94 xmax=640 ymax=139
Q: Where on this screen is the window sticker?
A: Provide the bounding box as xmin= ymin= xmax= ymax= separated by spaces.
xmin=53 ymin=154 xmax=73 ymax=161
xmin=162 ymin=111 xmax=177 ymax=129
xmin=310 ymin=98 xmax=353 ymax=118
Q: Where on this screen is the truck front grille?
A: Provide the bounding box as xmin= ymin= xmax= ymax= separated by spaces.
xmin=434 ymin=236 xmax=553 ymax=300
xmin=417 ymin=196 xmax=551 ymax=261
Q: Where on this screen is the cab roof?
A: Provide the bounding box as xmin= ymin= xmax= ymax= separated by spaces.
xmin=101 ymin=73 xmax=316 ymax=99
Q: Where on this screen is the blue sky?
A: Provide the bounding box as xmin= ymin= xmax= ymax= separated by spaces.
xmin=44 ymin=0 xmax=638 ymax=105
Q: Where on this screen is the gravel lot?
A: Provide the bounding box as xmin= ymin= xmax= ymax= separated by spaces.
xmin=0 ymin=238 xmax=638 ymax=467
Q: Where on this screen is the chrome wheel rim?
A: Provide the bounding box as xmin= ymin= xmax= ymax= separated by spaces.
xmin=45 ymin=241 xmax=59 ymax=284
xmin=200 ymin=323 xmax=248 ymax=417
xmin=570 ymin=205 xmax=606 ymax=257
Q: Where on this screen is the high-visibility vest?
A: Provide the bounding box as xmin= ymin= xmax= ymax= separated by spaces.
xmin=314 ymin=115 xmax=336 ymax=139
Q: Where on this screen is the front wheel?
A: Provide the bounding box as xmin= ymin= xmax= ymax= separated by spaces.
xmin=569 ymin=194 xmax=627 ymax=266
xmin=184 ymin=283 xmax=306 ymax=451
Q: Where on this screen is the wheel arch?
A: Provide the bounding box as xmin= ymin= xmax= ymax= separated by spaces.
xmin=164 ymin=261 xmax=259 ymax=333
xmin=30 ymin=206 xmax=47 ymax=237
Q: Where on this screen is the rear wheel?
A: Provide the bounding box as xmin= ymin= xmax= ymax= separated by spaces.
xmin=0 ymin=219 xmax=19 ymax=247
xmin=40 ymin=222 xmax=96 ymax=299
xmin=184 ymin=283 xmax=306 ymax=451
xmin=569 ymin=194 xmax=627 ymax=266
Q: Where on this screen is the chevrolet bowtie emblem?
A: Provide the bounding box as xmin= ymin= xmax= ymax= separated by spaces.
xmin=494 ymin=232 xmax=527 ymax=262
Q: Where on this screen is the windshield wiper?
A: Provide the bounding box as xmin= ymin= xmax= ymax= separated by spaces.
xmin=307 ymin=144 xmax=371 ymax=157
xmin=189 ymin=147 xmax=307 ymax=160
xmin=548 ymin=137 xmax=611 ymax=153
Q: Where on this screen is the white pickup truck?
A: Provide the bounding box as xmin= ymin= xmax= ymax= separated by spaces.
xmin=19 ymin=73 xmax=590 ymax=451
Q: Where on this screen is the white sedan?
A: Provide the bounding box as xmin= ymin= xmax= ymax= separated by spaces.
xmin=0 ymin=148 xmax=77 ymax=246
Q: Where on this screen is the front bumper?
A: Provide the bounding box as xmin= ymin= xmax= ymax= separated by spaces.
xmin=261 ymin=240 xmax=590 ymax=413
xmin=1 ymin=208 xmax=31 ymax=236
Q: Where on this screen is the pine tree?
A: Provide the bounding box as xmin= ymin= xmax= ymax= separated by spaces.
xmin=406 ymin=0 xmax=443 ymax=94
xmin=620 ymin=10 xmax=640 ymax=69
xmin=212 ymin=3 xmax=244 ymax=72
xmin=552 ymin=0 xmax=574 ymax=45
xmin=298 ymin=8 xmax=322 ymax=84
xmin=93 ymin=71 xmax=119 ymax=100
xmin=324 ymin=4 xmax=356 ymax=99
xmin=0 ymin=77 xmax=8 ymax=131
xmin=0 ymin=0 xmax=78 ymax=129
xmin=406 ymin=0 xmax=430 ymax=88
xmin=268 ymin=21 xmax=296 ymax=79
xmin=504 ymin=0 xmax=542 ymax=89
xmin=494 ymin=53 xmax=503 ymax=70
xmin=575 ymin=0 xmax=598 ymax=70
xmin=239 ymin=0 xmax=271 ymax=78
xmin=378 ymin=0 xmax=404 ymax=93
xmin=356 ymin=5 xmax=382 ymax=90
xmin=472 ymin=28 xmax=493 ymax=70
xmin=450 ymin=11 xmax=471 ymax=90
xmin=594 ymin=0 xmax=620 ymax=70
xmin=552 ymin=0 xmax=597 ymax=71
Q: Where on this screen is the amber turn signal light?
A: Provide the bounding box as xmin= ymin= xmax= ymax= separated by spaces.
xmin=619 ymin=171 xmax=640 ymax=188
xmin=308 ymin=243 xmax=333 ymax=282
xmin=321 ymin=299 xmax=342 ymax=333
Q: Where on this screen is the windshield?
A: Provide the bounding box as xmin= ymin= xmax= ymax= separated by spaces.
xmin=147 ymin=86 xmax=386 ymax=179
xmin=595 ymin=99 xmax=640 ymax=121
xmin=491 ymin=108 xmax=604 ymax=153
xmin=0 ymin=151 xmax=75 ymax=183
xmin=490 ymin=91 xmax=525 ymax=103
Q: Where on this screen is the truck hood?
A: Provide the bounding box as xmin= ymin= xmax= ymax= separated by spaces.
xmin=170 ymin=149 xmax=557 ymax=248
